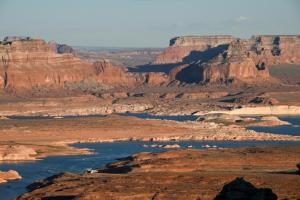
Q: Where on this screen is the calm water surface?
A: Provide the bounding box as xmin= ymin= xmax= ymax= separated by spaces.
xmin=0 ymin=115 xmax=300 ymax=200
xmin=248 ymin=116 xmax=300 ymax=136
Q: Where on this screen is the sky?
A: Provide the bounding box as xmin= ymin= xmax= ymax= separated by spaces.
xmin=0 ymin=0 xmax=299 ymax=47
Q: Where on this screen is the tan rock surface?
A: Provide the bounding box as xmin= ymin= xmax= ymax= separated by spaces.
xmin=0 ymin=170 xmax=21 ymax=184
xmin=0 ymin=115 xmax=299 ymax=162
xmin=18 ymin=146 xmax=300 ymax=200
xmin=155 ymin=36 xmax=235 ymax=64
xmin=157 ymin=35 xmax=300 ymax=84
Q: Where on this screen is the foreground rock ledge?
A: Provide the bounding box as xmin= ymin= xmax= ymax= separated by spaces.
xmin=18 ymin=145 xmax=300 ymax=200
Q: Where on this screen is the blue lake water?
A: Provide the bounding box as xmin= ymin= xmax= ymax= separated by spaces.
xmin=248 ymin=116 xmax=300 ymax=136
xmin=0 ymin=115 xmax=300 ymax=200
xmin=120 ymin=112 xmax=199 ymax=121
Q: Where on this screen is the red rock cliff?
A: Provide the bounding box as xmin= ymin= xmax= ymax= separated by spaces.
xmin=155 ymin=36 xmax=235 ymax=64
xmin=163 ymin=35 xmax=300 ymax=84
xmin=0 ymin=38 xmax=167 ymax=93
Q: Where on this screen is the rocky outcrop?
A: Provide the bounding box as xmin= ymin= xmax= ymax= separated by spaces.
xmin=144 ymin=72 xmax=169 ymax=86
xmin=0 ymin=170 xmax=22 ymax=184
xmin=48 ymin=41 xmax=75 ymax=54
xmin=157 ymin=35 xmax=300 ymax=84
xmin=0 ymin=37 xmax=168 ymax=94
xmin=249 ymin=35 xmax=300 ymax=65
xmin=214 ymin=177 xmax=277 ymax=200
xmin=0 ymin=145 xmax=37 ymax=161
xmin=201 ymin=40 xmax=270 ymax=84
xmin=17 ymin=146 xmax=300 ymax=199
xmin=171 ymin=40 xmax=270 ymax=84
xmin=0 ymin=38 xmax=93 ymax=92
xmin=155 ymin=35 xmax=235 ymax=64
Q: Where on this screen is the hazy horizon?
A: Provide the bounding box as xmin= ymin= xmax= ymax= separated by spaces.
xmin=1 ymin=0 xmax=300 ymax=47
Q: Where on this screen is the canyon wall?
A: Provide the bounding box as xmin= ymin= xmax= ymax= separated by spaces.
xmin=155 ymin=36 xmax=235 ymax=64
xmin=159 ymin=35 xmax=300 ymax=84
xmin=0 ymin=37 xmax=168 ymax=94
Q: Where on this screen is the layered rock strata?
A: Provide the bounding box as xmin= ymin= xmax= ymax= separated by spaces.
xmin=157 ymin=35 xmax=300 ymax=84
xmin=0 ymin=37 xmax=167 ymax=94
xmin=155 ymin=35 xmax=235 ymax=64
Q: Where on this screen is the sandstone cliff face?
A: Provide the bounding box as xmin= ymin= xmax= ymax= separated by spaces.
xmin=155 ymin=36 xmax=235 ymax=64
xmin=0 ymin=38 xmax=168 ymax=94
xmin=201 ymin=40 xmax=270 ymax=83
xmin=163 ymin=35 xmax=300 ymax=84
xmin=0 ymin=38 xmax=94 ymax=92
xmin=48 ymin=41 xmax=75 ymax=55
xmin=249 ymin=35 xmax=300 ymax=66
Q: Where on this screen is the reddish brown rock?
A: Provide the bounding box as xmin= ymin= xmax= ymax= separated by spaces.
xmin=144 ymin=72 xmax=169 ymax=86
xmin=0 ymin=38 xmax=93 ymax=92
xmin=201 ymin=40 xmax=270 ymax=84
xmin=170 ymin=40 xmax=271 ymax=84
xmin=48 ymin=41 xmax=75 ymax=55
xmin=92 ymin=60 xmax=143 ymax=88
xmin=249 ymin=35 xmax=300 ymax=65
xmin=17 ymin=146 xmax=300 ymax=200
xmin=0 ymin=37 xmax=168 ymax=94
xmin=155 ymin=35 xmax=235 ymax=64
xmin=158 ymin=35 xmax=300 ymax=84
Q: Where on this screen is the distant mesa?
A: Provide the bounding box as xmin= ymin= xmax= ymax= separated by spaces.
xmin=0 ymin=36 xmax=168 ymax=95
xmin=155 ymin=35 xmax=300 ymax=84
xmin=0 ymin=34 xmax=299 ymax=96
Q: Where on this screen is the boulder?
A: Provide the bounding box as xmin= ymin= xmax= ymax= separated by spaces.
xmin=214 ymin=177 xmax=278 ymax=200
xmin=0 ymin=170 xmax=22 ymax=184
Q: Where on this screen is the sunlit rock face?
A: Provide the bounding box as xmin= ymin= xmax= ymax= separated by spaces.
xmin=0 ymin=37 xmax=168 ymax=94
xmin=249 ymin=35 xmax=300 ymax=65
xmin=155 ymin=35 xmax=235 ymax=64
xmin=158 ymin=35 xmax=300 ymax=84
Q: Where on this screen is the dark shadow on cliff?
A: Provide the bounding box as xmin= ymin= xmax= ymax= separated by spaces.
xmin=182 ymin=44 xmax=229 ymax=63
xmin=128 ymin=63 xmax=181 ymax=73
xmin=175 ymin=64 xmax=204 ymax=83
xmin=174 ymin=44 xmax=229 ymax=84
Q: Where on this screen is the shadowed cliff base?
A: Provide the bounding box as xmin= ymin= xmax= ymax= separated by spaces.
xmin=128 ymin=63 xmax=180 ymax=73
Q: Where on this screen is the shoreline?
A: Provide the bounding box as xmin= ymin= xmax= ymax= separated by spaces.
xmin=1 ymin=129 xmax=300 ymax=164
xmin=0 ymin=114 xmax=299 ymax=185
xmin=0 ymin=114 xmax=300 ymax=162
xmin=207 ymin=105 xmax=300 ymax=116
xmin=17 ymin=145 xmax=300 ymax=199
